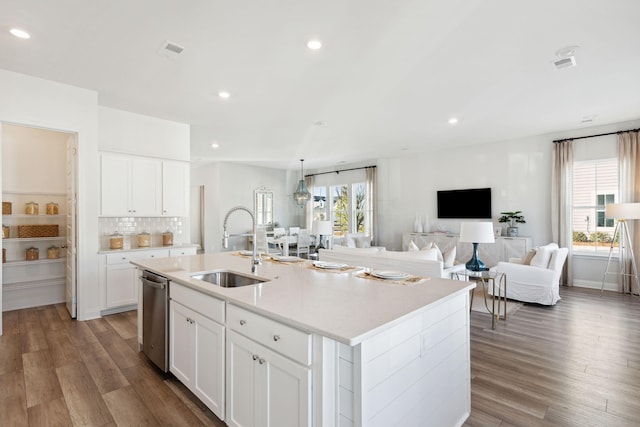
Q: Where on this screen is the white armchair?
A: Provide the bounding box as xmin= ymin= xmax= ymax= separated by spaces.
xmin=491 ymin=243 xmax=568 ymax=305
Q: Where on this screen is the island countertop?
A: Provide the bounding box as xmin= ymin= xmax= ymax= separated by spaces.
xmin=131 ymin=252 xmax=474 ymax=346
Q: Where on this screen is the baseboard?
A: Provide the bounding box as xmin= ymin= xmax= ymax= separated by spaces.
xmin=571 ymin=279 xmax=618 ymax=292
xmin=100 ymin=304 xmax=137 ymax=316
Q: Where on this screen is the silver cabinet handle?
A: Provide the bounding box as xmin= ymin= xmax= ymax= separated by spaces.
xmin=258 ymin=358 xmax=265 ymax=365
xmin=273 ymin=335 xmax=280 ymax=342
xmin=253 ymin=354 xmax=259 ymax=361
xmin=240 ymin=320 xmax=246 ymax=325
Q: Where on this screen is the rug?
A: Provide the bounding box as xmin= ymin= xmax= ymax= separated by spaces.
xmin=470 ymin=287 xmax=523 ymax=318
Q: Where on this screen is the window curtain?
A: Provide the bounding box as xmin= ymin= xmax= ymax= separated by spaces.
xmin=304 ymin=175 xmax=314 ymax=230
xmin=365 ymin=166 xmax=377 ymax=245
xmin=551 ymin=140 xmax=573 ymax=286
xmin=617 ymin=131 xmax=640 ymax=293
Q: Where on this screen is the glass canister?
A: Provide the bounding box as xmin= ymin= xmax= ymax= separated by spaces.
xmin=47 ymin=245 xmax=60 ymax=259
xmin=46 ymin=202 xmax=59 ymax=215
xmin=25 ymin=201 xmax=39 ymax=215
xmin=162 ymin=230 xmax=174 ymax=246
xmin=137 ymin=231 xmax=151 ymax=247
xmin=2 ymin=224 xmax=9 ymax=239
xmin=26 ymin=247 xmax=39 ymax=261
xmin=109 ymin=232 xmax=124 ymax=250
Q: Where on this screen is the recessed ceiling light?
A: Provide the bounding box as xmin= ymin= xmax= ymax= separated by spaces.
xmin=448 ymin=117 xmax=459 ymax=124
xmin=9 ymin=28 xmax=30 ymax=39
xmin=211 ymin=143 xmax=219 ymax=148
xmin=218 ymin=91 xmax=230 ymax=99
xmin=580 ymin=114 xmax=598 ymax=123
xmin=307 ymin=39 xmax=322 ymax=50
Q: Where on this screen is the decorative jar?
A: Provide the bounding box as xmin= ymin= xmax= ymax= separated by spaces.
xmin=137 ymin=231 xmax=151 ymax=247
xmin=26 ymin=247 xmax=39 ymax=261
xmin=162 ymin=230 xmax=173 ymax=246
xmin=109 ymin=232 xmax=124 ymax=250
xmin=25 ymin=201 xmax=39 ymax=215
xmin=46 ymin=202 xmax=59 ymax=215
xmin=2 ymin=224 xmax=9 ymax=239
xmin=47 ymin=245 xmax=60 ymax=259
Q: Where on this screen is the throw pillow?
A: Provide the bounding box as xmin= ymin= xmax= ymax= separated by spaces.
xmin=530 ymin=245 xmax=553 ymax=268
xmin=356 ymin=236 xmax=371 ymax=248
xmin=345 ymin=235 xmax=357 ymax=248
xmin=521 ymin=249 xmax=536 ymax=265
xmin=429 ymin=242 xmax=445 ymax=262
xmin=408 ymin=240 xmax=420 ymax=251
xmin=443 ymin=246 xmax=456 ymax=268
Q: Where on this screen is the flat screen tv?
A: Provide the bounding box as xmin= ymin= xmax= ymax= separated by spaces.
xmin=437 ymin=188 xmax=492 ymax=219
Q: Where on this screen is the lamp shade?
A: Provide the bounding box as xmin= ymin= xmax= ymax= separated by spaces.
xmin=459 ymin=222 xmax=495 ymax=243
xmin=605 ymin=203 xmax=640 ymax=220
xmin=312 ymin=220 xmax=332 ymax=235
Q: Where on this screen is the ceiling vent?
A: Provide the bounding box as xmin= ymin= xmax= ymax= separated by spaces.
xmin=158 ymin=40 xmax=184 ymax=59
xmin=554 ymin=56 xmax=576 ymax=70
xmin=553 ymin=45 xmax=579 ymax=70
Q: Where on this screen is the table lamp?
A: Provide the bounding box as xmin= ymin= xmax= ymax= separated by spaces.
xmin=313 ymin=220 xmax=333 ymax=250
xmin=459 ymin=222 xmax=495 ymax=271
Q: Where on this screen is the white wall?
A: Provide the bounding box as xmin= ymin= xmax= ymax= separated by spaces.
xmin=191 ymin=162 xmax=295 ymax=253
xmin=0 ymin=68 xmax=100 ymax=324
xmin=373 ymin=118 xmax=640 ymax=287
xmin=98 ymin=107 xmax=190 ymax=161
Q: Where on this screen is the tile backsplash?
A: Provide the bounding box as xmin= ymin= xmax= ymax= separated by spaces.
xmin=99 ymin=217 xmax=184 ymax=250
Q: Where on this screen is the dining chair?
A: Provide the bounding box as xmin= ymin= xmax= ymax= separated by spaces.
xmin=296 ymin=229 xmax=311 ymax=258
xmin=256 ymin=228 xmax=280 ymax=255
xmin=273 ymin=227 xmax=286 ymax=238
xmin=289 ymin=227 xmax=300 ymax=236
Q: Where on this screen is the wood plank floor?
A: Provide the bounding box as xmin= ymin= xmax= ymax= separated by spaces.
xmin=1 ymin=286 xmax=639 ymax=426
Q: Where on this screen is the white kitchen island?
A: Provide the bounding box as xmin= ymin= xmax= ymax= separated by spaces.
xmin=132 ymin=253 xmax=475 ymax=427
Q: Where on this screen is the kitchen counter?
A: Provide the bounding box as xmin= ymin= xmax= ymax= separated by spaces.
xmin=98 ymin=243 xmax=199 ymax=254
xmin=131 ymin=252 xmax=473 ymax=346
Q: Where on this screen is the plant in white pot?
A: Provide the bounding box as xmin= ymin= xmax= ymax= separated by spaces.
xmin=498 ymin=211 xmax=526 ymax=237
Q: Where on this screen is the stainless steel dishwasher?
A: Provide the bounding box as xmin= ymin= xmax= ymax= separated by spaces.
xmin=141 ymin=270 xmax=169 ymax=372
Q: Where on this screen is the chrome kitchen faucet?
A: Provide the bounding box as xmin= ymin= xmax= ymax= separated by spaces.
xmin=222 ymin=206 xmax=261 ymax=272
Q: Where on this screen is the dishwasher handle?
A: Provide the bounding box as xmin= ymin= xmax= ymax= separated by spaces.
xmin=141 ymin=277 xmax=167 ymax=290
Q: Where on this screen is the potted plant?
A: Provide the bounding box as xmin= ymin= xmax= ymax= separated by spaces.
xmin=498 ymin=211 xmax=526 ymax=237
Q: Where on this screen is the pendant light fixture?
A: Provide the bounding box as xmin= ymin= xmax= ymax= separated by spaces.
xmin=293 ymin=159 xmax=311 ymax=207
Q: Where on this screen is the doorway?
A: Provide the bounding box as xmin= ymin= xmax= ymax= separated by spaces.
xmin=1 ymin=123 xmax=78 ymax=317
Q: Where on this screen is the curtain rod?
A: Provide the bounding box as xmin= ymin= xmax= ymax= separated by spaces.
xmin=305 ymin=165 xmax=376 ymax=178
xmin=553 ymin=128 xmax=640 ymax=144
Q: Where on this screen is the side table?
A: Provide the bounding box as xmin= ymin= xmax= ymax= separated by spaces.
xmin=453 ymin=269 xmax=507 ymax=329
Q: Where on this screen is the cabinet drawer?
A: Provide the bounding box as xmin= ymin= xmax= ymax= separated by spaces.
xmin=170 ymin=282 xmax=225 ymax=324
xmin=227 ymin=304 xmax=311 ymax=366
xmin=169 ymin=247 xmax=197 ymax=257
xmin=106 ymin=249 xmax=170 ymax=265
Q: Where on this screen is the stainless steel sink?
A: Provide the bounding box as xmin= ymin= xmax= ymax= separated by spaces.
xmin=191 ymin=270 xmax=268 ymax=288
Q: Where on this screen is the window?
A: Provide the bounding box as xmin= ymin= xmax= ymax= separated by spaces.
xmin=313 ymin=181 xmax=370 ymax=237
xmin=572 ymin=159 xmax=618 ymax=253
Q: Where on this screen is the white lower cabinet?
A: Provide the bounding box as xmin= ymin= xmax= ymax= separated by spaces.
xmin=227 ymin=330 xmax=311 ymax=427
xmin=105 ymin=263 xmax=138 ymax=308
xmin=170 ymin=296 xmax=225 ymax=420
xmin=100 ymin=249 xmax=169 ymax=312
xmin=226 ymin=304 xmax=312 ymax=427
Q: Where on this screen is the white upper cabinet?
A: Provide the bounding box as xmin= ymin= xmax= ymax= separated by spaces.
xmin=100 ymin=153 xmax=161 ymax=216
xmin=162 ymin=160 xmax=189 ymax=217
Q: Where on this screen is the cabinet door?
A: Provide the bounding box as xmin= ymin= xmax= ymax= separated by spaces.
xmin=227 ymin=331 xmax=259 ymax=427
xmin=193 ymin=310 xmax=225 ymax=421
xmin=162 ymin=161 xmax=189 ymax=217
xmin=105 ymin=264 xmax=138 ymax=308
xmin=260 ymin=345 xmax=312 ymax=427
xmin=130 ymin=157 xmax=162 ymax=216
xmin=169 ymin=301 xmax=195 ymax=385
xmin=101 ymin=154 xmax=130 ymax=216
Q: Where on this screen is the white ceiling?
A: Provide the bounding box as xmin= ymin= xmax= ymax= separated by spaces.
xmin=1 ymin=0 xmax=639 ymax=170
